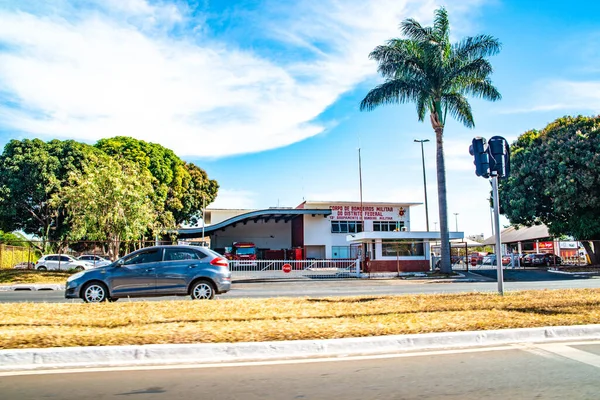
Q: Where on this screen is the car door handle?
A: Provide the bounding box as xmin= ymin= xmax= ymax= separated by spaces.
xmin=188 ymin=264 xmax=198 ymax=269
xmin=146 ymin=268 xmax=155 ymax=272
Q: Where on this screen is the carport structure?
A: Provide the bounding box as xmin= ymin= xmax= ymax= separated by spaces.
xmin=178 ymin=208 xmax=332 ymax=256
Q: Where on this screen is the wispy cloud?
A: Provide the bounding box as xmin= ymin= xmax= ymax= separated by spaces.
xmin=500 ymin=80 xmax=600 ymax=115
xmin=209 ymin=189 xmax=259 ymax=209
xmin=0 ymin=0 xmax=487 ymax=157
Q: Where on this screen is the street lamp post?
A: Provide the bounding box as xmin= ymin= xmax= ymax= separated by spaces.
xmin=414 ymin=139 xmax=430 ymax=231
xmin=454 ymin=213 xmax=459 ymax=232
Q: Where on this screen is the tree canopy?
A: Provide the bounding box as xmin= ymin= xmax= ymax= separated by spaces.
xmin=360 ymin=7 xmax=501 ymax=273
xmin=0 ymin=139 xmax=97 ymax=246
xmin=499 ymin=115 xmax=600 ymax=263
xmin=95 ymin=137 xmax=218 ymax=226
xmin=0 ymin=137 xmax=219 ymax=245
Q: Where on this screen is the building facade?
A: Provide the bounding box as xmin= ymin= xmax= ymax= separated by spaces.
xmin=178 ymin=200 xmax=464 ymax=272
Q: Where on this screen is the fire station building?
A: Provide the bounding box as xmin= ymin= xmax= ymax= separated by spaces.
xmin=177 ymin=200 xmax=463 ymax=272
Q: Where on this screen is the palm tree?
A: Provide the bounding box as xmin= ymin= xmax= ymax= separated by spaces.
xmin=360 ymin=7 xmax=501 ymax=273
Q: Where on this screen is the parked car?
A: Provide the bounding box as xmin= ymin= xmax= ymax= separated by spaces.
xmin=65 ymin=245 xmax=232 ymax=303
xmin=521 ymin=253 xmax=562 ymax=267
xmin=77 ymin=255 xmax=112 ymax=267
xmin=35 ymin=255 xmax=93 ymax=271
xmin=13 ymin=261 xmax=35 ymax=269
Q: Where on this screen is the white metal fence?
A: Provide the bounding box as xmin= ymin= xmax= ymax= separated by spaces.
xmin=229 ymin=259 xmax=360 ymax=281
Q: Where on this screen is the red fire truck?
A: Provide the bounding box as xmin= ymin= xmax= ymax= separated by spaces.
xmin=228 ymin=242 xmax=257 ymax=261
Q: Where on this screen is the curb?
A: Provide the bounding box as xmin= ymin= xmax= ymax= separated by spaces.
xmin=0 ymin=284 xmax=64 ymax=291
xmin=2 ymin=324 xmax=599 ymax=372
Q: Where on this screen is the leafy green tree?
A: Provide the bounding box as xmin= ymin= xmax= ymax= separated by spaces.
xmin=95 ymin=137 xmax=218 ymax=226
xmin=0 ymin=139 xmax=96 ymax=248
xmin=359 ymin=7 xmax=501 ymax=272
xmin=499 ymin=115 xmax=600 ymax=264
xmin=58 ymin=153 xmax=156 ymax=259
xmin=0 ymin=230 xmax=29 ymax=246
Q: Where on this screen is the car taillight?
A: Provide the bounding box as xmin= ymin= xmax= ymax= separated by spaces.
xmin=210 ymin=257 xmax=229 ymax=267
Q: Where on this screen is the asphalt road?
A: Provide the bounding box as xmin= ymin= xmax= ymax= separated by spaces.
xmin=2 ymin=340 xmax=600 ymax=399
xmin=2 ymin=271 xmax=600 ymax=302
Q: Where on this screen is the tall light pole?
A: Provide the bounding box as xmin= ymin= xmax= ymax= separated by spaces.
xmin=454 ymin=212 xmax=459 ymax=232
xmin=414 ymin=139 xmax=430 ymax=231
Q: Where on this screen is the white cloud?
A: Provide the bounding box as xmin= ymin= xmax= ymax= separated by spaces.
xmin=0 ymin=0 xmax=488 ymax=157
xmin=209 ymin=189 xmax=259 ymax=209
xmin=500 ymin=80 xmax=600 ymax=115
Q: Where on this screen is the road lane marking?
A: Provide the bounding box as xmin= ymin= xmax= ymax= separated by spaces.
xmin=533 ymin=343 xmax=600 ymax=369
xmin=4 ymin=340 xmax=600 ymax=377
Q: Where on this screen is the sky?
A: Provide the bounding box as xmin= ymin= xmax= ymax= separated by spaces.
xmin=0 ymin=0 xmax=599 ymax=238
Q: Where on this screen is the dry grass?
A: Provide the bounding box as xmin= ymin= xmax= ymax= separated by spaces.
xmin=2 ymin=289 xmax=600 ymax=349
xmin=0 ymin=270 xmax=71 ymax=285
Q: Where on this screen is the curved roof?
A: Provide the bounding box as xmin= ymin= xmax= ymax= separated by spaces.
xmin=178 ymin=208 xmax=332 ymax=238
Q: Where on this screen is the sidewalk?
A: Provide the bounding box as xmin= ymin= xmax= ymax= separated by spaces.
xmin=2 ymin=324 xmax=599 ymax=372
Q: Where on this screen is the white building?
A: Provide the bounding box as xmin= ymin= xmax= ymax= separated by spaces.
xmin=178 ymin=200 xmax=463 ymax=272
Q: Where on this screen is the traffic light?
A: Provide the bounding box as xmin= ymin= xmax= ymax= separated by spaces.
xmin=469 ymin=137 xmax=490 ymax=178
xmin=488 ymin=136 xmax=510 ymax=178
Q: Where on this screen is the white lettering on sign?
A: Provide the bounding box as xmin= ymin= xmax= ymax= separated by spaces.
xmin=328 ymin=205 xmax=406 ymax=221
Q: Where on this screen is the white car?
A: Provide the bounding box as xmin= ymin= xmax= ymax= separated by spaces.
xmin=34 ymin=255 xmax=93 ymax=271
xmin=77 ymin=255 xmax=112 ymax=267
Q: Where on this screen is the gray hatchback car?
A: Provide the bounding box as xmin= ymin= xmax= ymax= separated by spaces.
xmin=65 ymin=245 xmax=231 ymax=302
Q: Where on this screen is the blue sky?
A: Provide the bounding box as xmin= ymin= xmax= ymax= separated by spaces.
xmin=0 ymin=0 xmax=599 ymax=238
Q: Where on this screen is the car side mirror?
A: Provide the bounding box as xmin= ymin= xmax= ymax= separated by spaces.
xmin=116 ymin=259 xmax=124 ymax=267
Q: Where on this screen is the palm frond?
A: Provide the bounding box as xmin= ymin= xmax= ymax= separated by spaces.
xmin=433 ymin=7 xmax=450 ymax=41
xmin=416 ymin=93 xmax=429 ymax=121
xmin=462 ymin=78 xmax=502 ymax=101
xmin=369 ymin=40 xmax=427 ymax=80
xmin=401 ymin=19 xmax=433 ymax=41
xmin=359 ymin=79 xmax=424 ymax=111
xmin=453 ymin=35 xmax=501 ymax=59
xmin=442 ymin=93 xmax=474 ymax=128
xmin=445 ymin=57 xmax=494 ymax=83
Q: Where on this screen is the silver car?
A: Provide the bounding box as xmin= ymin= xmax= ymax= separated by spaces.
xmin=65 ymin=245 xmax=231 ymax=302
xmin=35 ymin=254 xmax=93 ymax=271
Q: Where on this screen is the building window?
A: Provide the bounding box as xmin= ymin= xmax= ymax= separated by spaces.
xmin=332 ymin=246 xmax=359 ymax=259
xmin=381 ymin=240 xmax=424 ymax=256
xmin=331 ymin=221 xmax=363 ymax=233
xmin=373 ymin=221 xmax=405 ymax=232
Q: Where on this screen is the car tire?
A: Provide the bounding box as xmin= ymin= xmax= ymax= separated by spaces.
xmin=37 ymin=266 xmax=47 ymax=271
xmin=75 ymin=266 xmax=84 ymax=272
xmin=82 ymin=282 xmax=109 ymax=303
xmin=190 ymin=280 xmax=215 ymax=300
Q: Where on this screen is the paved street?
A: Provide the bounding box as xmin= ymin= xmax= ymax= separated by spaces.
xmin=2 ymin=340 xmax=600 ymax=399
xmin=1 ymin=271 xmax=599 ymax=302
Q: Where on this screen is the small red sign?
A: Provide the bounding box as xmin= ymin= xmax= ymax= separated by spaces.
xmin=282 ymin=263 xmax=292 ymax=273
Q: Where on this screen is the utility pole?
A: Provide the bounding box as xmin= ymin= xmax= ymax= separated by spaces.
xmin=414 ymin=139 xmax=430 ymax=231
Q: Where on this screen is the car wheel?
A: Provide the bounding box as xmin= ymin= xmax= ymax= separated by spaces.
xmin=82 ymin=282 xmax=109 ymax=303
xmin=190 ymin=280 xmax=215 ymax=300
xmin=75 ymin=266 xmax=84 ymax=272
xmin=37 ymin=266 xmax=47 ymax=271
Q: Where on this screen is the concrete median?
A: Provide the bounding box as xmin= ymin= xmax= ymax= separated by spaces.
xmin=2 ymin=324 xmax=600 ymax=372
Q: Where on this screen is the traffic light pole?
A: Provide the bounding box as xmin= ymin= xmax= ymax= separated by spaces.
xmin=491 ymin=175 xmax=504 ymax=295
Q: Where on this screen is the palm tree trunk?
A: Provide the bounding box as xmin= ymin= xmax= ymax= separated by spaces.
xmin=431 ymin=114 xmax=452 ymax=273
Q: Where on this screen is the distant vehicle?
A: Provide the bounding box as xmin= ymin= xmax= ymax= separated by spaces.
xmin=228 ymin=242 xmax=258 ymax=266
xmin=521 ymin=253 xmax=562 ymax=267
xmin=65 ymin=245 xmax=231 ymax=303
xmin=35 ymin=255 xmax=93 ymax=271
xmin=77 ymin=255 xmax=111 ymax=267
xmin=13 ymin=261 xmax=35 ymax=270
